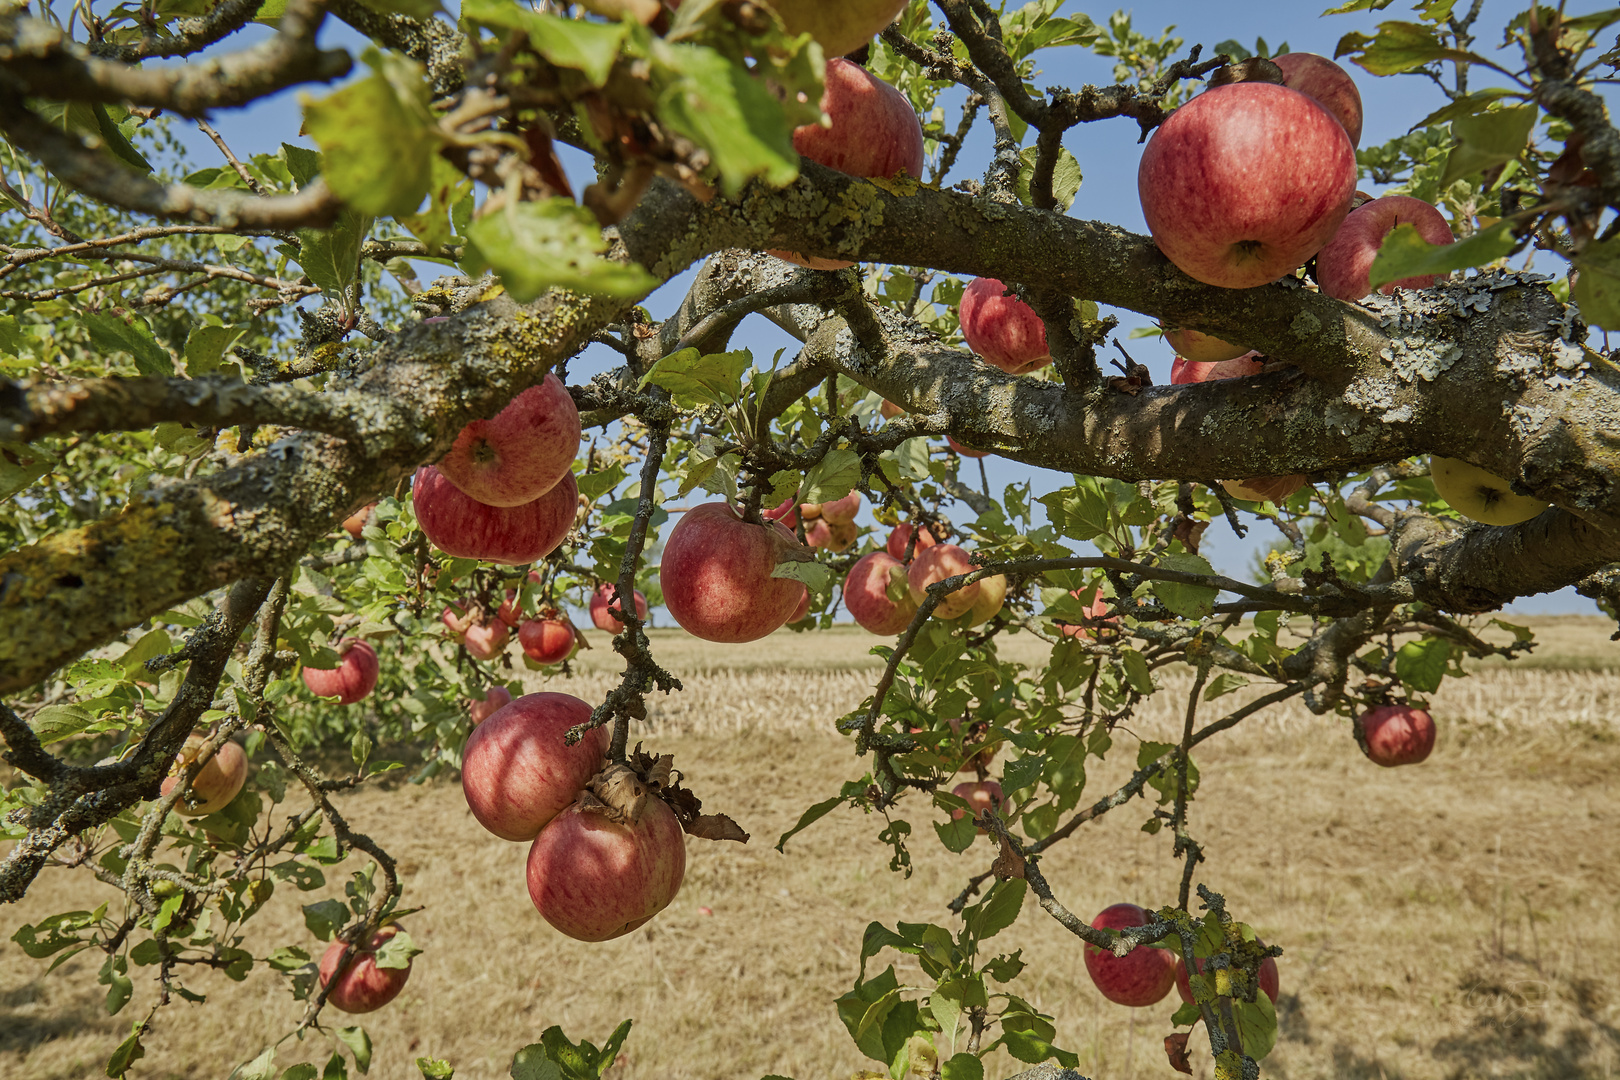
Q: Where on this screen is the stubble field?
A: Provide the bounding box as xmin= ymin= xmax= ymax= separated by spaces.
xmin=3 ymin=618 xmax=1619 ymax=1080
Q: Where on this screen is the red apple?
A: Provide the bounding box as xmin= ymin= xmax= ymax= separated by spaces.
xmin=461 ymin=692 xmax=609 ymax=841
xmin=441 ymin=602 xmax=475 ymax=636
xmin=907 ymin=544 xmax=981 ymax=620
xmin=526 ymin=787 xmax=687 ymax=942
xmin=1162 ymin=327 xmax=1250 ymax=364
xmin=808 ymin=490 xmax=861 ymax=525
xmin=469 ymin=685 xmax=513 ymax=726
xmin=948 ymin=435 xmax=988 ymax=459
xmin=496 ymin=589 xmax=525 ymax=627
xmin=519 ymin=617 xmax=575 ymax=664
xmin=806 ymin=518 xmax=858 ymax=552
xmin=764 ymin=497 xmax=801 ymax=529
xmin=1315 ymin=195 xmax=1455 ymax=300
xmin=318 ymin=926 xmax=412 ymax=1014
xmin=1138 ymin=82 xmax=1357 ymax=288
xmin=160 ymin=734 xmax=248 ymax=816
xmin=1057 ymin=587 xmax=1115 ymax=640
xmin=660 ymin=502 xmax=810 ymax=643
xmin=301 ymin=639 xmax=379 ymax=705
xmin=886 ymin=521 xmax=937 ymax=561
xmin=789 ymin=587 xmax=811 ymax=623
xmin=879 ymin=399 xmax=905 ymax=420
xmin=769 ymin=58 xmax=925 ymax=270
xmin=1355 ymin=704 xmax=1436 ymax=766
xmin=1170 ymin=353 xmax=1264 ymax=384
xmin=462 ymin=619 xmax=510 ymax=661
xmin=950 ymin=780 xmax=1004 ymax=832
xmin=589 ymin=583 xmax=649 ymax=634
xmin=413 ymin=465 xmax=577 ymax=565
xmin=844 ymin=551 xmax=918 ymax=635
xmin=1084 ymin=903 xmax=1178 ymax=1007
xmin=1175 ymin=947 xmax=1280 ymax=1005
xmin=341 ymin=502 xmax=377 ymax=539
xmin=959 ymin=277 xmax=1053 ymax=374
xmin=435 ymin=375 xmax=580 ymax=507
xmin=1273 ymin=52 xmax=1364 ymax=148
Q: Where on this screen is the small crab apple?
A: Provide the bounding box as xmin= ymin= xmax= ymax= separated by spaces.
xmin=1170 ymin=352 xmax=1264 ymax=384
xmin=1316 ymin=195 xmax=1455 ymax=300
xmin=160 ymin=734 xmax=248 ymax=816
xmin=318 ymin=926 xmax=413 ymax=1014
xmin=1355 ymin=704 xmax=1436 ymax=766
xmin=413 ymin=466 xmax=577 ymax=565
xmin=469 ymin=685 xmax=513 ymax=726
xmin=301 ymin=639 xmax=379 ymax=705
xmin=959 ymin=277 xmax=1054 ymax=374
xmin=769 ymin=58 xmax=925 ymax=270
xmin=519 ymin=617 xmax=575 ymax=665
xmin=886 ymin=521 xmax=938 ymax=561
xmin=589 ymin=583 xmax=649 ymax=634
xmin=907 ymin=544 xmax=981 ymax=620
xmin=950 ymin=780 xmax=1005 ymax=832
xmin=1175 ymin=948 xmax=1281 ymax=1005
xmin=844 ymin=551 xmax=918 ymax=635
xmin=435 ymin=375 xmax=580 ymax=507
xmin=1162 ymin=327 xmax=1250 ymax=364
xmin=1084 ymin=903 xmax=1178 ymax=1007
xmin=1272 ymin=51 xmax=1364 ymax=147
xmin=1430 ymin=456 xmax=1548 ymax=526
xmin=461 ymin=692 xmax=609 ymax=841
xmin=661 ymin=502 xmax=810 ymax=643
xmin=806 ymin=518 xmax=858 ymax=552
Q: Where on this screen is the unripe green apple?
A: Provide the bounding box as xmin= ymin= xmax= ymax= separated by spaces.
xmin=1430 ymin=456 xmax=1547 ymax=526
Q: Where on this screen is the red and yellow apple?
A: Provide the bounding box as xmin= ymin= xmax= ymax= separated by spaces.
xmin=660 ymin=502 xmax=810 ymax=643
xmin=460 ymin=692 xmax=610 ymax=841
xmin=589 ymin=583 xmax=649 ymax=634
xmin=519 ymin=617 xmax=575 ymax=665
xmin=318 ymin=926 xmax=413 ymax=1014
xmin=1316 ymin=195 xmax=1454 ymax=300
xmin=160 ymin=734 xmax=248 ymax=816
xmin=469 ymin=685 xmax=513 ymax=726
xmin=1430 ymin=457 xmax=1547 ymax=526
xmin=435 ymin=375 xmax=580 ymax=507
xmin=301 ymin=639 xmax=380 ymax=705
xmin=907 ymin=543 xmax=980 ymax=620
xmin=886 ymin=521 xmax=938 ymax=562
xmin=1162 ymin=327 xmax=1250 ymax=364
xmin=950 ymin=779 xmax=1004 ymax=832
xmin=959 ymin=277 xmax=1053 ymax=375
xmin=1273 ymin=51 xmax=1364 ymax=147
xmin=413 ymin=465 xmax=577 ymax=565
xmin=844 ymin=551 xmax=918 ymax=635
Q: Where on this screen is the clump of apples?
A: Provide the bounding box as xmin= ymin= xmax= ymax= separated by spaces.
xmin=301 ymin=639 xmax=379 ymax=705
xmin=1430 ymin=456 xmax=1548 ymax=526
xmin=959 ymin=277 xmax=1053 ymax=374
xmin=661 ymin=502 xmax=809 ymax=643
xmin=160 ymin=733 xmax=248 ymax=816
xmin=1355 ymin=703 xmax=1436 ymax=766
xmin=1083 ymin=902 xmax=1178 ymax=1007
xmin=442 ymin=602 xmax=511 ymax=661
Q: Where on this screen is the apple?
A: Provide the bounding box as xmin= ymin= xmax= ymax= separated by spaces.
xmin=1316 ymin=195 xmax=1456 ymax=300
xmin=1430 ymin=456 xmax=1548 ymax=526
xmin=806 ymin=490 xmax=861 ymax=525
xmin=1162 ymin=327 xmax=1250 ymax=364
xmin=959 ymin=277 xmax=1054 ymax=374
xmin=469 ymin=685 xmax=513 ymax=726
xmin=1355 ymin=704 xmax=1436 ymax=766
xmin=526 ymin=783 xmax=687 ymax=942
xmin=1083 ymin=903 xmax=1178 ymax=1007
xmin=1169 ymin=352 xmax=1264 ymax=384
xmin=907 ymin=543 xmax=981 ymax=620
xmin=589 ymin=583 xmax=649 ymax=634
xmin=950 ymin=780 xmax=1004 ymax=831
xmin=461 ymin=692 xmax=610 ymax=841
xmin=1057 ymin=587 xmax=1115 ymax=640
xmin=806 ymin=518 xmax=858 ymax=552
xmin=1138 ymin=82 xmax=1357 ymax=288
xmin=843 ymin=551 xmax=918 ymax=635
xmin=764 ymin=497 xmax=801 ymax=529
xmin=318 ymin=926 xmax=412 ymax=1014
xmin=886 ymin=521 xmax=937 ymax=561
xmin=435 ymin=375 xmax=580 ymax=507
xmin=1272 ymin=52 xmax=1364 ymax=147
xmin=441 ymin=602 xmax=475 ymax=636
xmin=948 ymin=435 xmax=989 ymax=459
xmin=160 ymin=734 xmax=248 ymax=816
xmin=879 ymin=399 xmax=904 ymax=420
xmin=1175 ymin=947 xmax=1280 ymax=1004
xmin=519 ymin=617 xmax=575 ymax=665
xmin=1221 ymin=476 xmax=1307 ymax=504
xmin=413 ymin=465 xmax=577 ymax=565
xmin=966 ymin=573 xmax=1007 ymax=627
xmin=789 ymin=587 xmax=811 ymax=623
xmin=769 ymin=58 xmax=925 ymax=270
xmin=462 ymin=619 xmax=510 ymax=661
xmin=341 ymin=502 xmax=377 ymax=539
xmin=660 ymin=502 xmax=810 ymax=643
xmin=301 ymin=639 xmax=379 ymax=705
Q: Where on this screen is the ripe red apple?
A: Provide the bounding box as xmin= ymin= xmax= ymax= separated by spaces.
xmin=1084 ymin=903 xmax=1178 ymax=1007
xmin=1170 ymin=353 xmax=1264 ymax=384
xmin=1166 ymin=327 xmax=1250 ymax=365
xmin=1315 ymin=195 xmax=1456 ymax=300
xmin=660 ymin=502 xmax=810 ymax=643
xmin=886 ymin=521 xmax=937 ymax=561
xmin=959 ymin=277 xmax=1054 ymax=374
xmin=526 ymin=788 xmax=687 ymax=942
xmin=318 ymin=926 xmax=412 ymax=1014
xmin=907 ymin=544 xmax=981 ymax=620
xmin=160 ymin=734 xmax=248 ymax=816
xmin=341 ymin=502 xmax=377 ymax=539
xmin=1355 ymin=704 xmax=1436 ymax=766
xmin=496 ymin=588 xmax=525 ymax=627
xmin=589 ymin=583 xmax=649 ymax=634
xmin=441 ymin=602 xmax=475 ymax=636
xmin=1175 ymin=947 xmax=1280 ymax=1005
xmin=879 ymin=399 xmax=904 ymax=420
xmin=948 ymin=435 xmax=989 ymax=459
xmin=1057 ymin=587 xmax=1115 ymax=640
xmin=461 ymin=692 xmax=609 ymax=841
xmin=806 ymin=518 xmax=858 ymax=552
xmin=1273 ymin=51 xmax=1364 ymax=148
xmin=519 ymin=617 xmax=575 ymax=665
xmin=413 ymin=465 xmax=577 ymax=565
xmin=301 ymin=639 xmax=379 ymax=705
xmin=769 ymin=58 xmax=924 ymax=270
xmin=435 ymin=375 xmax=580 ymax=507
xmin=462 ymin=619 xmax=510 ymax=661
xmin=1138 ymin=82 xmax=1357 ymax=288
xmin=807 ymin=490 xmax=861 ymax=525
xmin=789 ymin=587 xmax=811 ymax=623
xmin=764 ymin=497 xmax=801 ymax=529
xmin=950 ymin=780 xmax=1004 ymax=832
xmin=469 ymin=685 xmax=513 ymax=726
xmin=844 ymin=551 xmax=918 ymax=635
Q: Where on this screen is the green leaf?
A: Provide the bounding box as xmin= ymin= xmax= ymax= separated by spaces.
xmin=648 ymin=39 xmax=800 ymax=197
xmin=639 ymin=348 xmax=750 ymax=406
xmin=1440 ymin=105 xmax=1538 ymax=187
xmin=235 ymin=1047 xmax=279 ymax=1080
xmin=941 ymin=1053 xmax=984 ymax=1080
xmin=1170 ymin=1000 xmax=1201 ymax=1026
xmin=373 ymin=930 xmax=421 ymax=970
xmin=508 ymin=1052 xmax=564 ymax=1080
xmin=336 ymin=1027 xmax=373 ymax=1075
xmin=1367 ymin=219 xmax=1516 ymax=290
xmin=1409 ymin=87 xmax=1519 ymax=131
xmin=302 ymin=899 xmax=348 ymax=941
xmin=1321 ymin=0 xmax=1395 ymax=13
xmin=1121 ymin=648 xmax=1154 ymax=695
xmin=105 ymin=1020 xmax=147 ymax=1077
xmin=93 ymin=104 xmax=153 ymax=172
xmin=83 ymin=311 xmax=173 ymax=376
xmin=1396 ymin=637 xmax=1450 ymax=693
xmin=968 ymin=879 xmax=1027 ymax=941
xmin=301 ymin=50 xmax=437 ymax=218
xmin=183 ymin=323 xmax=249 ymax=376
xmin=0 ymin=440 xmax=56 ymax=501
xmin=770 ymin=559 xmax=829 ymax=592
xmin=933 ymin=811 xmax=978 ymax=853
xmin=1573 ymin=235 xmax=1620 ymax=330
xmin=466 ymin=198 xmax=657 ymax=302
xmin=30 ymin=703 xmax=98 ymax=745
xmin=1333 ymin=21 xmax=1489 ymax=75
xmin=1001 ymin=754 xmax=1044 ymax=794
xmin=803 ymin=448 xmax=862 ymax=504
xmin=281 ymin=1066 xmax=320 ymax=1080
xmin=1151 ymin=553 xmax=1218 ymax=619
xmin=321 ymin=1052 xmax=349 ymax=1080
xmin=414 ymin=1058 xmax=454 ymax=1079
xmin=1014 ymin=145 xmax=1083 ymax=211
xmin=282 ymin=143 xmax=322 ymax=187
xmin=577 ymin=463 xmax=626 ymax=502
xmin=1204 ymin=672 xmax=1249 ymax=700
xmin=298 ymin=208 xmax=372 ymax=298
xmin=462 ymin=0 xmax=628 ymax=86
xmin=775 ymin=793 xmax=847 ymax=852
xmin=1233 ymin=989 xmax=1279 ymax=1060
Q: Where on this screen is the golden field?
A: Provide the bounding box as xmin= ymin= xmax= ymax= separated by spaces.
xmin=3 ymin=616 xmax=1619 ymax=1080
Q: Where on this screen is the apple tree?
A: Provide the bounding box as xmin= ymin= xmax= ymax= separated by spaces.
xmin=2 ymin=0 xmax=1618 ymax=1077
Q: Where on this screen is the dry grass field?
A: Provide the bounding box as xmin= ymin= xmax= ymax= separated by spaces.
xmin=4 ymin=617 xmax=1620 ymax=1080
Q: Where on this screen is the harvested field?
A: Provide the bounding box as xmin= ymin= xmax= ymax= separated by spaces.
xmin=4 ymin=619 xmax=1619 ymax=1080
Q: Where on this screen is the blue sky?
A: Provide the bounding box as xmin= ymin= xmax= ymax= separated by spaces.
xmin=154 ymin=1 xmax=1605 ymax=614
